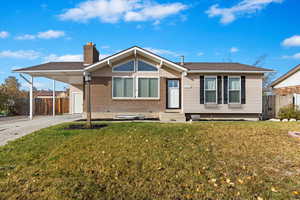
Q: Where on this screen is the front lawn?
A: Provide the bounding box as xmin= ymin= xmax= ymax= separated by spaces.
xmin=0 ymin=122 xmax=300 ymax=199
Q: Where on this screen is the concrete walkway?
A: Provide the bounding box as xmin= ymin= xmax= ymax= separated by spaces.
xmin=0 ymin=115 xmax=82 ymax=146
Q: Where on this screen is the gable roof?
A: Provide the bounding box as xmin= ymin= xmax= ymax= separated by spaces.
xmin=13 ymin=46 xmax=273 ymax=74
xmin=180 ymin=62 xmax=273 ymax=72
xmin=270 ymin=64 xmax=300 ymax=87
xmin=84 ymin=46 xmax=188 ymax=72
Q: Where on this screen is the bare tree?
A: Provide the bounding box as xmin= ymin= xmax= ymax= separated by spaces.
xmin=253 ymin=54 xmax=276 ymax=94
xmin=253 ymin=54 xmax=268 ymax=66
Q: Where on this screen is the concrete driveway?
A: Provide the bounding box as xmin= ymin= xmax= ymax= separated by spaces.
xmin=0 ymin=115 xmax=82 ymax=146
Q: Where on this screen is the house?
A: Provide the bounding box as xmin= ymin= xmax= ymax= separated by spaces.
xmin=270 ymin=64 xmax=300 ymax=116
xmin=14 ymin=43 xmax=273 ymax=121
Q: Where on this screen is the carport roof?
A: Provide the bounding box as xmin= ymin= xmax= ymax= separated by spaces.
xmin=13 ymin=62 xmax=85 ymax=72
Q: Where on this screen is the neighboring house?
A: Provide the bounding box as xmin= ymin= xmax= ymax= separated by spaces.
xmin=14 ymin=43 xmax=273 ymax=121
xmin=270 ymin=64 xmax=300 ymax=116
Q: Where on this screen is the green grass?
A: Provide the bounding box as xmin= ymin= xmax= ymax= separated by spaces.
xmin=1 ymin=122 xmax=300 ymax=199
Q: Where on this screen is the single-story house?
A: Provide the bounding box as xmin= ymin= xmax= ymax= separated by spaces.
xmin=14 ymin=43 xmax=273 ymax=121
xmin=270 ymin=64 xmax=300 ymax=116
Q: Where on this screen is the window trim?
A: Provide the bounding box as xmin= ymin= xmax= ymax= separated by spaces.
xmin=137 ymin=59 xmax=158 ymax=72
xmin=228 ymin=76 xmax=241 ymax=104
xmin=112 ymin=59 xmax=135 ymax=72
xmin=204 ymin=76 xmax=218 ymax=104
xmin=136 ymin=76 xmax=160 ymax=100
xmin=112 ymin=76 xmax=135 ymax=99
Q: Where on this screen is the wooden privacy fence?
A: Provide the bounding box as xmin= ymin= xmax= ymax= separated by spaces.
xmin=35 ymin=98 xmax=69 ymax=115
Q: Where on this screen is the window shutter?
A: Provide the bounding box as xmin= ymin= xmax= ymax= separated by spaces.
xmin=200 ymin=76 xmax=204 ymax=104
xmin=241 ymin=76 xmax=246 ymax=104
xmin=223 ymin=76 xmax=228 ymax=104
xmin=217 ymin=76 xmax=222 ymax=104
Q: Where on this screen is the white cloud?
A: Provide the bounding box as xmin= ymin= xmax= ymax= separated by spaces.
xmin=15 ymin=34 xmax=36 ymax=40
xmin=0 ymin=50 xmax=40 ymax=60
xmin=0 ymin=31 xmax=9 ymax=39
xmin=15 ymin=30 xmax=65 ymax=40
xmin=44 ymin=53 xmax=111 ymax=62
xmin=282 ymin=35 xmax=300 ymax=47
xmin=197 ymin=52 xmax=204 ymax=56
xmin=99 ymin=54 xmax=110 ymax=59
xmin=230 ymin=47 xmax=239 ymax=53
xmin=44 ymin=54 xmax=83 ymax=62
xmin=101 ymin=45 xmax=110 ymax=49
xmin=37 ymin=30 xmax=65 ymax=39
xmin=282 ymin=53 xmax=300 ymax=60
xmin=59 ymin=0 xmax=187 ymax=24
xmin=124 ymin=2 xmax=187 ymax=22
xmin=145 ymin=47 xmax=180 ymax=57
xmin=206 ymin=0 xmax=283 ymax=24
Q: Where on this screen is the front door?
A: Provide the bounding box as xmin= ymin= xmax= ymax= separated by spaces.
xmin=73 ymin=92 xmax=83 ymax=114
xmin=167 ymin=79 xmax=180 ymax=109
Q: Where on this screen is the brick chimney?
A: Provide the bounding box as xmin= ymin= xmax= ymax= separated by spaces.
xmin=83 ymin=42 xmax=99 ymax=65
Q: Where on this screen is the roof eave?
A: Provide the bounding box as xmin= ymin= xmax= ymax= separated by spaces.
xmin=13 ymin=69 xmax=84 ymax=73
xmin=187 ymin=70 xmax=275 ymax=73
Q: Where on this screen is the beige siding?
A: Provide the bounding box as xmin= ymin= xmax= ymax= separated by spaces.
xmin=275 ymin=94 xmax=293 ymax=117
xmin=69 ymin=85 xmax=83 ymax=114
xmin=182 ymin=74 xmax=263 ymax=114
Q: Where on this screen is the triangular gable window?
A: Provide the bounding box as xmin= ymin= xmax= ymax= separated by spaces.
xmin=137 ymin=60 xmax=157 ymax=71
xmin=113 ymin=60 xmax=134 ymax=72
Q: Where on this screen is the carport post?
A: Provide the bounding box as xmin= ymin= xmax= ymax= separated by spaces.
xmin=52 ymin=80 xmax=56 ymax=117
xmin=29 ymin=76 xmax=33 ymax=120
xmin=84 ymin=71 xmax=92 ymax=128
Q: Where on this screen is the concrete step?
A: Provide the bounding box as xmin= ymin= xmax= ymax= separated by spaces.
xmin=159 ymin=112 xmax=186 ymax=122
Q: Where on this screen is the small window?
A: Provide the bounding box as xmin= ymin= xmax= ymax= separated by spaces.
xmin=137 ymin=60 xmax=157 ymax=71
xmin=204 ymin=77 xmax=217 ymax=104
xmin=228 ymin=77 xmax=241 ymax=103
xmin=113 ymin=77 xmax=134 ymax=98
xmin=138 ymin=78 xmax=159 ymax=98
xmin=113 ymin=60 xmax=134 ymax=72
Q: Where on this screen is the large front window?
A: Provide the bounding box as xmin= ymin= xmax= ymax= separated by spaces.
xmin=204 ymin=77 xmax=217 ymax=104
xmin=228 ymin=77 xmax=241 ymax=103
xmin=138 ymin=78 xmax=159 ymax=98
xmin=112 ymin=77 xmax=159 ymax=99
xmin=113 ymin=77 xmax=134 ymax=98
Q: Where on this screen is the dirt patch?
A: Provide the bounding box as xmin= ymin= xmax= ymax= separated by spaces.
xmin=64 ymin=124 xmax=108 ymax=130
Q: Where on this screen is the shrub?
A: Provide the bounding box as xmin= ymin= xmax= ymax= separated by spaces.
xmin=278 ymin=104 xmax=300 ymax=120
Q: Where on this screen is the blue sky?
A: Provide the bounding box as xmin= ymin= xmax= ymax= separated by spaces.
xmin=0 ymin=0 xmax=299 ymax=90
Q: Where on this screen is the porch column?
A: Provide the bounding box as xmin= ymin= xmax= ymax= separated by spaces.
xmin=29 ymin=76 xmax=33 ymax=120
xmin=52 ymin=80 xmax=56 ymax=117
xmin=84 ymin=72 xmax=92 ymax=128
xmin=181 ymin=72 xmax=187 ymax=113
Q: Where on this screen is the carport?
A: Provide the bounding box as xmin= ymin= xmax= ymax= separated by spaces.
xmin=13 ymin=62 xmax=84 ymax=120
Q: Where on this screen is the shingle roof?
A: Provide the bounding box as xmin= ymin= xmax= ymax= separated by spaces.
xmin=270 ymin=64 xmax=300 ymax=87
xmin=179 ymin=62 xmax=273 ymax=72
xmin=14 ymin=61 xmax=272 ymax=73
xmin=14 ymin=62 xmax=85 ymax=71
